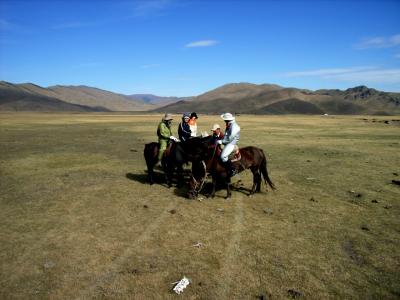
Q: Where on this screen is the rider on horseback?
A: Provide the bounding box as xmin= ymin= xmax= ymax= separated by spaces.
xmin=217 ymin=113 xmax=240 ymax=178
xmin=211 ymin=123 xmax=224 ymax=144
xmin=157 ymin=113 xmax=177 ymax=167
xmin=189 ymin=112 xmax=198 ymax=137
xmin=178 ymin=112 xmax=192 ymax=142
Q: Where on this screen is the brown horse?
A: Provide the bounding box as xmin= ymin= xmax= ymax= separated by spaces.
xmin=143 ymin=142 xmax=161 ymax=185
xmin=188 ymin=143 xmax=276 ymax=199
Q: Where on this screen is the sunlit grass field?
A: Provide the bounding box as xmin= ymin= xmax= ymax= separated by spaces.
xmin=0 ymin=112 xmax=399 ymax=299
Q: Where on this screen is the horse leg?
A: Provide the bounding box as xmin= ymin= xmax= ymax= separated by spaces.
xmin=209 ymin=175 xmax=217 ymax=198
xmin=176 ymin=164 xmax=184 ymax=188
xmin=165 ymin=163 xmax=173 ymax=188
xmin=224 ymin=174 xmax=232 ymax=199
xmin=148 ymin=165 xmax=155 ymax=185
xmin=249 ymin=167 xmax=261 ymax=196
xmin=255 ymin=169 xmax=262 ymax=192
xmin=225 ymin=180 xmax=231 ymax=199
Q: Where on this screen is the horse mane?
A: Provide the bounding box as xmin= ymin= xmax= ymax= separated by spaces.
xmin=180 ymin=136 xmax=213 ymax=156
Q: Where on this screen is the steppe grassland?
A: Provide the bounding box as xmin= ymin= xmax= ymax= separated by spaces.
xmin=0 ymin=113 xmax=399 ymax=299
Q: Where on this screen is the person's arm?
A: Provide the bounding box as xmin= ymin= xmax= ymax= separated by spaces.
xmin=221 ymin=132 xmax=230 ymax=144
xmin=182 ymin=122 xmax=191 ymax=138
xmin=230 ymin=124 xmax=240 ymax=142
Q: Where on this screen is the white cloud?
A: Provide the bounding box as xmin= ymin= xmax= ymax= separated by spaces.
xmin=140 ymin=64 xmax=161 ymax=69
xmin=0 ymin=19 xmax=31 ymax=33
xmin=283 ymin=66 xmax=375 ymax=77
xmin=133 ymin=0 xmax=171 ymax=17
xmin=282 ymin=66 xmax=400 ymax=84
xmin=355 ymin=34 xmax=400 ymax=49
xmin=72 ymin=62 xmax=103 ymax=69
xmin=0 ymin=19 xmax=13 ymax=31
xmin=185 ymin=40 xmax=219 ymax=48
xmin=52 ymin=20 xmax=103 ymax=30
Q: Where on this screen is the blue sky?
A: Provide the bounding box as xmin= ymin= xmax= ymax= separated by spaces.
xmin=1 ymin=0 xmax=399 ymax=96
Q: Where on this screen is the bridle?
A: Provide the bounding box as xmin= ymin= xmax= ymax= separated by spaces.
xmin=190 ymin=160 xmax=207 ymax=195
xmin=190 ymin=143 xmax=220 ymax=196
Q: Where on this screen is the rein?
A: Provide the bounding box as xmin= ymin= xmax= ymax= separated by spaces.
xmin=210 ymin=144 xmax=218 ymax=162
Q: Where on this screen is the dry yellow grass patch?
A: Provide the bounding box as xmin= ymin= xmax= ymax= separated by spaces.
xmin=0 ymin=113 xmax=399 ymax=299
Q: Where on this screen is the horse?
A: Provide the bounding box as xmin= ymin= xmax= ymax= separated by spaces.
xmin=188 ymin=142 xmax=276 ymax=199
xmin=143 ymin=142 xmax=161 ymax=185
xmin=143 ymin=136 xmax=211 ymax=187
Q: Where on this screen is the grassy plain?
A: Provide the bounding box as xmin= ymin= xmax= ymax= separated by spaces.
xmin=0 ymin=113 xmax=399 ymax=299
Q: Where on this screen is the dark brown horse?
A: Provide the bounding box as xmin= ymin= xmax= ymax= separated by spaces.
xmin=188 ymin=143 xmax=276 ymax=199
xmin=143 ymin=142 xmax=161 ymax=185
xmin=144 ymin=137 xmax=210 ymax=187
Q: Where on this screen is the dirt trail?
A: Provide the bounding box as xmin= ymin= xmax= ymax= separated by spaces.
xmin=216 ymin=197 xmax=244 ymax=298
xmin=75 ymin=201 xmax=176 ymax=299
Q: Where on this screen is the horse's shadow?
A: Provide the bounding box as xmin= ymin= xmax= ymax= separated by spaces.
xmin=126 ymin=170 xmax=192 ymax=198
xmin=125 ymin=171 xmax=165 ymax=185
xmin=125 ymin=171 xmax=253 ymax=199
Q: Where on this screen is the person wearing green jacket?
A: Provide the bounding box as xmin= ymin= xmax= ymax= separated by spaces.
xmin=157 ymin=113 xmax=177 ymax=165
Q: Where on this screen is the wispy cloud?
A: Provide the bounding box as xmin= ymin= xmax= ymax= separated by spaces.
xmin=132 ymin=0 xmax=171 ymax=17
xmin=0 ymin=18 xmax=31 ymax=33
xmin=52 ymin=20 xmax=104 ymax=30
xmin=140 ymin=63 xmax=161 ymax=69
xmin=0 ymin=19 xmax=13 ymax=31
xmin=185 ymin=40 xmax=219 ymax=48
xmin=355 ymin=34 xmax=400 ymax=49
xmin=283 ymin=66 xmax=376 ymax=77
xmin=395 ymin=53 xmax=400 ymax=59
xmin=72 ymin=62 xmax=103 ymax=69
xmin=52 ymin=1 xmax=174 ymax=30
xmin=282 ymin=66 xmax=400 ymax=84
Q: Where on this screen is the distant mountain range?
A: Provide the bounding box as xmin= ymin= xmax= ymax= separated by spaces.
xmin=129 ymin=94 xmax=192 ymax=105
xmin=155 ymin=83 xmax=400 ymax=115
xmin=0 ymin=81 xmax=154 ymax=112
xmin=1 ymin=81 xmax=399 ymax=115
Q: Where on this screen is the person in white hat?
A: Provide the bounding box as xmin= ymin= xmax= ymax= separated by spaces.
xmin=217 ymin=112 xmax=240 ymax=177
xmin=211 ymin=123 xmax=224 ymax=144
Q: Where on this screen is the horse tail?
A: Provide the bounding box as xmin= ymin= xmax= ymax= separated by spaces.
xmin=259 ymin=149 xmax=276 ymax=190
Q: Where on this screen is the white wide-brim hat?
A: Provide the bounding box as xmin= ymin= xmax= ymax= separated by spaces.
xmin=220 ymin=112 xmax=235 ymax=121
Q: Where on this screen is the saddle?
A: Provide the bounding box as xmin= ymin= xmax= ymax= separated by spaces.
xmin=228 ymin=145 xmax=241 ymax=162
xmin=216 ymin=144 xmax=241 ymax=162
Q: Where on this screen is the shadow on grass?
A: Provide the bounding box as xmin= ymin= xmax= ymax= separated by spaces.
xmin=125 ymin=171 xmax=193 ymax=199
xmin=125 ymin=171 xmax=166 ymax=185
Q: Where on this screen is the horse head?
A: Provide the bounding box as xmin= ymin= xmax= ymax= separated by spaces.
xmin=181 ymin=136 xmax=213 ymax=161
